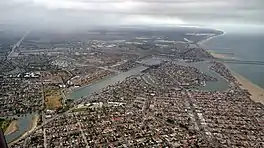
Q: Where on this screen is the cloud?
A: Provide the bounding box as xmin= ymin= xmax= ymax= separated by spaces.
xmin=0 ymin=0 xmax=263 ymax=29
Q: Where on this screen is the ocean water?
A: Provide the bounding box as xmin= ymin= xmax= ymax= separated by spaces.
xmin=204 ymin=32 xmax=264 ymax=88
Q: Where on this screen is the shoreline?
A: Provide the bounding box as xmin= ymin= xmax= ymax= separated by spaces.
xmin=209 ymin=49 xmax=264 ymax=105
xmin=201 ymin=31 xmax=264 ymax=105
xmin=4 ymin=120 xmax=18 ymax=135
xmin=67 ymin=73 xmax=117 ymax=99
xmin=208 ymin=50 xmax=236 ymax=60
xmin=230 ymin=69 xmax=264 ymax=105
xmin=8 ymin=115 xmax=39 ymax=146
xmin=197 ymin=31 xmax=226 ymax=45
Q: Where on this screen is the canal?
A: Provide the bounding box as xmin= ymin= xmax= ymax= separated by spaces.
xmin=70 ymin=65 xmax=148 ymax=100
xmin=70 ymin=58 xmax=229 ymax=101
xmin=174 ymin=60 xmax=229 ymax=91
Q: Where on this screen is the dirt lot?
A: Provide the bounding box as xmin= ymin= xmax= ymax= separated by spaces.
xmin=45 ymin=88 xmax=62 ymax=110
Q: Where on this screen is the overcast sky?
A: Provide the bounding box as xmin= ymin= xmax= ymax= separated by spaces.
xmin=0 ymin=0 xmax=264 ymax=30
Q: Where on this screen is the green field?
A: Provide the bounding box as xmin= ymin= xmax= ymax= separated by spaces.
xmin=0 ymin=118 xmax=11 ymax=131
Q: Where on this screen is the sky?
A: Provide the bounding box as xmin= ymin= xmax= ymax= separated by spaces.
xmin=0 ymin=0 xmax=264 ymax=30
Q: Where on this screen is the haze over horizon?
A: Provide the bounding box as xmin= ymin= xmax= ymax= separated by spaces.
xmin=0 ymin=0 xmax=264 ymax=32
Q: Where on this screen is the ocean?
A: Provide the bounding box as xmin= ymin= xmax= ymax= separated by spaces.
xmin=203 ymin=32 xmax=264 ymax=89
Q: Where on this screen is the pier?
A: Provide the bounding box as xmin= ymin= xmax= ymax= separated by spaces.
xmin=217 ymin=59 xmax=264 ymax=65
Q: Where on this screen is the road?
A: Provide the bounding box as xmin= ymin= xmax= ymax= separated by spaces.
xmin=43 ymin=128 xmax=47 ymax=148
xmin=186 ymin=92 xmax=212 ymax=142
xmin=98 ymin=66 xmax=121 ymax=74
xmin=41 ymin=79 xmax=47 ymax=148
xmin=74 ymin=115 xmax=89 ymax=148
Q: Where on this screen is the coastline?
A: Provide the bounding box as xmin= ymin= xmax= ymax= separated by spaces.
xmin=197 ymin=31 xmax=226 ymax=45
xmin=210 ymin=51 xmax=264 ymax=105
xmin=200 ymin=31 xmax=264 ymax=105
xmin=230 ymin=69 xmax=264 ymax=105
xmin=4 ymin=120 xmax=18 ymax=135
xmin=8 ymin=115 xmax=39 ymax=146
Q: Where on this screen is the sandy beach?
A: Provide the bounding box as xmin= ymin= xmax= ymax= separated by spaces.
xmin=8 ymin=115 xmax=39 ymax=145
xmin=4 ymin=120 xmax=18 ymax=135
xmin=208 ymin=50 xmax=236 ymax=60
xmin=231 ymin=70 xmax=264 ymax=105
xmin=210 ymin=52 xmax=264 ymax=105
xmin=30 ymin=115 xmax=39 ymax=132
xmin=199 ymin=31 xmax=264 ymax=105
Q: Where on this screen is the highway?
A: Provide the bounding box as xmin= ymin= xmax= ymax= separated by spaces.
xmin=7 ymin=29 xmax=31 ymax=59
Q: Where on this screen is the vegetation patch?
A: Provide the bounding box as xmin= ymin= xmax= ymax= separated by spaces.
xmin=0 ymin=118 xmax=11 ymax=132
xmin=45 ymin=88 xmax=63 ymax=110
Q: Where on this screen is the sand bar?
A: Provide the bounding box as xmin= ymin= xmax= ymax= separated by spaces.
xmin=4 ymin=120 xmax=18 ymax=135
xmin=198 ymin=31 xmax=225 ymax=45
xmin=9 ymin=115 xmax=39 ymax=145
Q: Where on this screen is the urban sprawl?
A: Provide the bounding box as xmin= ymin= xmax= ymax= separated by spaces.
xmin=0 ymin=28 xmax=263 ymax=148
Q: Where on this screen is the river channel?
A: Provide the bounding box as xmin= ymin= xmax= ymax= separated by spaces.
xmin=5 ymin=113 xmax=35 ymax=143
xmin=70 ymin=66 xmax=148 ymax=100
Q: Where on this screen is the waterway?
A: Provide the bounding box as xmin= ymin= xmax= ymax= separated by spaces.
xmin=70 ymin=57 xmax=229 ymax=101
xmin=174 ymin=60 xmax=229 ymax=91
xmin=71 ymin=31 xmax=264 ymax=99
xmin=5 ymin=113 xmax=35 ymax=143
xmin=70 ymin=65 xmax=148 ymax=99
xmin=4 ymin=28 xmax=263 ymax=145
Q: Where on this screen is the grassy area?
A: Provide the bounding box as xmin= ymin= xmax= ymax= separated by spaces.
xmin=45 ymin=89 xmax=62 ymax=110
xmin=0 ymin=118 xmax=11 ymax=132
